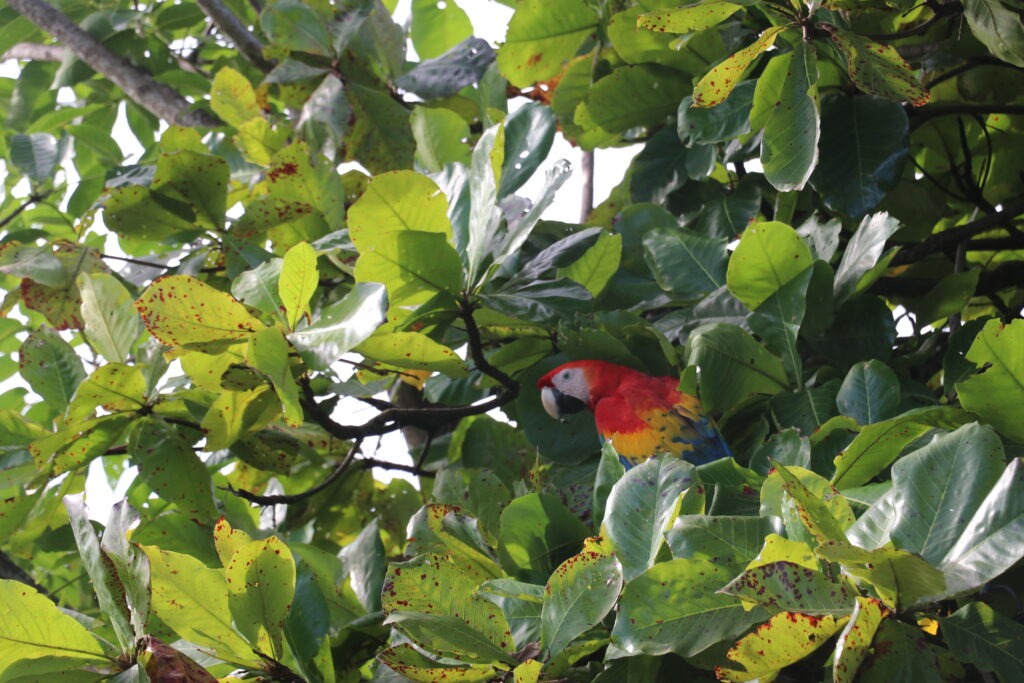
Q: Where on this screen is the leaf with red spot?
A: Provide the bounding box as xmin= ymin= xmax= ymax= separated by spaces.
xmin=18 ymin=327 xmax=86 ymax=414
xmin=30 ymin=413 xmax=136 ymax=477
xmin=129 ymin=417 xmax=218 ymax=522
xmin=382 ymin=553 xmax=517 ymax=666
xmin=135 ymin=275 xmax=262 ymax=352
xmin=760 ymin=42 xmax=821 ymax=192
xmin=541 ymin=535 xmax=622 ymax=655
xmin=816 ymin=541 xmax=947 ymax=610
xmin=65 ymin=363 xmax=147 ymax=423
xmin=763 ymin=464 xmax=855 ymax=547
xmin=248 ymin=326 xmax=303 ymax=426
xmin=406 ymin=503 xmax=503 ymax=582
xmin=720 ymin=560 xmax=857 ymax=615
xmin=637 ymin=2 xmax=743 ymax=34
xmin=692 ymin=26 xmax=787 ymax=108
xmin=279 ymin=241 xmax=318 ymax=331
xmin=356 ymin=330 xmax=467 ymax=376
xmin=496 ymin=0 xmax=599 ymax=88
xmin=828 ymin=28 xmax=930 ymax=106
xmin=225 ymin=536 xmax=296 ymax=662
xmin=716 ymin=611 xmax=843 ymax=681
xmin=377 ymin=643 xmax=497 ymax=682
xmin=139 ymin=635 xmax=218 ymax=682
xmin=834 ymin=597 xmax=888 ymax=683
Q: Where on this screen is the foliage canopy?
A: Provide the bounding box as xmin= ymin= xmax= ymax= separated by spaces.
xmin=2 ymin=0 xmax=1024 ymax=680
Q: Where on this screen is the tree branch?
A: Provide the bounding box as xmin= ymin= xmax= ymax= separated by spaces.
xmin=909 ymin=103 xmax=1024 ymax=125
xmin=7 ymin=0 xmax=222 ymax=128
xmin=195 ymin=0 xmax=275 ymax=72
xmin=580 ymin=149 xmax=594 ymax=223
xmin=2 ymin=42 xmax=64 ymax=61
xmin=224 ymin=439 xmax=362 ymax=505
xmin=891 ymin=197 xmax=1024 ymax=265
xmin=871 ymin=261 xmax=1024 ymax=299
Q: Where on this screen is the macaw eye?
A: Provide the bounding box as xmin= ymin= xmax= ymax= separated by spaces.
xmin=560 ymin=370 xmax=572 ymax=380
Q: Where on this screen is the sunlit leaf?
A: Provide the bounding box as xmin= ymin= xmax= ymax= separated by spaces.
xmin=135 ymin=275 xmax=261 ymax=351
xmin=956 ymin=319 xmax=1024 ymax=442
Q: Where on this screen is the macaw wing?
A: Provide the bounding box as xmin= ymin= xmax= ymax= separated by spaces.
xmin=595 ymin=391 xmax=731 ymax=469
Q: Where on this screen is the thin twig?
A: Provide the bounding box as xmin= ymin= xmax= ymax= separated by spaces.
xmin=224 ymin=439 xmax=363 ymax=505
xmin=0 ymin=192 xmax=49 ymax=230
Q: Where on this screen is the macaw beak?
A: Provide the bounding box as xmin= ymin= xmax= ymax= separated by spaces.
xmin=540 ymin=386 xmax=587 ymax=422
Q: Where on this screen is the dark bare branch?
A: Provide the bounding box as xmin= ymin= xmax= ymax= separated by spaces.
xmin=6 ymin=0 xmax=222 ymax=128
xmin=891 ymin=197 xmax=1024 ymax=266
xmin=195 ymin=0 xmax=275 ymax=72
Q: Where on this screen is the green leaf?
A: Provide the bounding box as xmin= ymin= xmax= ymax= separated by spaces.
xmin=339 ymin=520 xmax=387 ymax=613
xmin=829 ymin=29 xmax=930 ymax=106
xmin=210 ymin=66 xmax=263 ymax=127
xmin=78 ymin=273 xmax=143 ymax=365
xmin=382 ymin=554 xmax=517 ymax=665
xmin=760 ymin=43 xmax=820 ymax=192
xmin=587 ymin=66 xmax=692 ymax=134
xmin=686 ymin=323 xmax=789 ymax=413
xmin=834 ymin=597 xmax=888 ymax=683
xmin=201 ymin=388 xmax=276 ymax=451
xmin=770 ymin=464 xmax=855 ymax=546
xmin=410 ymin=0 xmax=472 ymax=59
xmin=957 ymin=319 xmax=1024 ymax=442
xmin=602 ymin=455 xmax=696 ymax=582
xmin=279 ymin=241 xmax=318 ymax=331
xmin=288 ymin=282 xmax=387 ymax=371
xmin=411 ymin=106 xmax=472 ymax=173
xmin=721 ymin=561 xmax=856 ymax=615
xmin=666 ymin=515 xmax=775 ymax=574
xmin=637 ymin=2 xmax=743 ymax=33
xmin=66 ymin=363 xmax=147 ymax=423
xmin=770 ymin=383 xmax=842 ymax=436
xmin=541 ymin=536 xmax=622 ymax=654
xmin=496 ymin=0 xmax=599 ymax=88
xmin=748 ymin=268 xmax=812 ymax=382
xmin=836 ymin=360 xmax=901 ymax=425
xmin=817 ymin=541 xmax=947 ymax=610
xmin=643 ymin=228 xmax=728 ymax=299
xmin=100 ymin=501 xmax=150 ymax=643
xmin=500 ymin=102 xmax=556 ymax=197
xmin=260 ymin=0 xmax=333 ymax=56
xmin=941 ymin=602 xmax=1024 ymax=683
xmin=717 ymin=612 xmax=841 ymax=682
xmin=498 ymin=493 xmax=589 ymax=583
xmin=103 ymin=185 xmax=196 ymax=243
xmin=678 ymin=81 xmax=756 ymax=146
xmin=858 ymin=619 xmax=964 ymax=681
xmin=354 ymin=232 xmax=462 ymax=310
xmin=377 ymin=643 xmax=497 ymax=682
xmin=692 ymin=26 xmax=786 ymax=108
xmin=939 ymin=458 xmax=1024 ymax=598
xmin=903 ymin=269 xmax=981 ymax=327
xmin=31 ymin=414 xmax=136 ymax=476
xmin=226 ymin=536 xmax=296 ymax=661
xmin=135 ymin=275 xmax=261 ymax=351
xmin=18 ymin=327 xmax=86 ymax=413
xmin=889 ymin=424 xmax=1005 ymax=564
xmin=232 ymin=258 xmax=284 ymax=317
xmin=728 ymin=221 xmax=813 ymax=310
xmin=561 ymin=232 xmax=621 ymax=297
xmin=811 ymin=95 xmax=909 ymax=217
xmin=831 ymin=406 xmax=970 ymax=489
xmin=835 ymin=210 xmax=901 ymax=301
xmin=129 ymin=417 xmax=217 ymax=522
xmin=248 ymin=327 xmax=302 ymax=426
xmin=0 ymin=242 xmax=65 ymax=287
xmin=348 ymin=171 xmax=453 ymax=251
xmin=141 ymin=545 xmax=261 ymax=667
xmin=963 ymin=0 xmax=1024 ymax=67
xmin=356 ymin=331 xmax=467 ymax=376
xmin=405 ymin=504 xmax=503 ymax=582
xmin=395 ymin=37 xmax=497 ymax=100
xmin=612 ymin=558 xmax=768 ymax=657
xmin=152 ymin=151 xmax=229 ymax=230
xmin=0 ymin=580 xmax=109 ymax=678
xmin=64 ymin=496 xmax=135 ymax=649
xmin=10 ymin=132 xmax=58 ymax=180
xmin=345 ymin=82 xmax=416 ymax=173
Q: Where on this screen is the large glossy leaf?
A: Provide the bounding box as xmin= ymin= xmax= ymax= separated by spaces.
xmin=540 ymin=536 xmax=623 ymax=654
xmin=348 ymin=171 xmax=452 ymax=251
xmin=354 ymin=230 xmax=464 ymax=308
xmin=498 ymin=493 xmax=589 ymax=583
xmin=409 ymin=0 xmax=472 ymax=59
xmin=760 ymin=43 xmax=820 ymax=192
xmin=210 ymin=66 xmax=262 ymax=128
xmin=135 ymin=275 xmax=261 ymax=351
xmin=601 ymin=455 xmax=695 ymax=582
xmin=411 ymin=106 xmax=472 ymax=172
xmin=836 ymin=360 xmax=901 ymax=425
xmin=496 ymin=0 xmax=599 ymax=88
xmin=499 ymin=103 xmax=556 ymax=197
xmin=956 ymin=319 xmax=1024 ymax=442
xmin=748 ymin=268 xmax=812 ymax=382
xmin=941 ymin=602 xmax=1024 ymax=682
xmin=828 ymin=29 xmax=930 ymax=106
xmin=643 ymin=228 xmax=728 ymax=299
xmin=678 ymin=81 xmax=755 ymax=146
xmin=129 ymin=417 xmax=217 ymax=522
xmin=382 ymin=553 xmax=517 ymax=665
xmin=0 ymin=581 xmax=109 ymax=677
xmin=811 ymin=95 xmax=909 ymax=217
xmin=637 ymin=2 xmax=743 ymax=33
xmin=721 ymin=561 xmax=856 ymax=615
xmin=260 ymin=0 xmax=333 ymax=56
xmin=693 ymin=26 xmax=786 ymax=107
xmin=18 ymin=327 xmax=86 ymax=412
xmin=377 ymin=643 xmax=497 ymax=682
xmin=857 ymin=618 xmax=963 ymax=681
xmin=248 ymin=327 xmax=302 ymax=426
xmin=151 ymin=151 xmax=229 ymax=230
xmin=405 ymin=503 xmax=503 ymax=583
xmin=100 ymin=501 xmax=150 ymax=643
xmin=686 ymin=323 xmax=789 ymax=413
xmin=225 ymin=536 xmax=296 ymax=661
xmin=0 ymin=242 xmax=65 ymax=287
xmin=963 ymin=0 xmax=1024 ymax=67
xmin=279 ymin=241 xmax=318 ymax=331
xmin=398 ymin=36 xmax=496 ymax=100
xmin=587 ymin=66 xmax=691 ymax=134
xmin=834 ymin=597 xmax=888 ymax=683
xmin=817 ymin=541 xmax=947 ymax=610
xmin=78 ymin=273 xmax=142 ymax=365
xmin=666 ymin=515 xmax=775 ymax=574
xmin=356 ymin=331 xmax=467 ymax=375
xmin=717 ymin=612 xmax=841 ymax=682
xmin=727 ymin=220 xmax=813 ymax=311
xmin=288 ymin=282 xmax=387 ymax=371
xmin=345 ymin=83 xmax=416 ymax=173
xmin=612 ymin=558 xmax=768 ymax=657
xmin=562 ymin=232 xmax=621 ymax=297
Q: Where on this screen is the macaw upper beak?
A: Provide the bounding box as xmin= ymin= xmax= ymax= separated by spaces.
xmin=540 ymin=386 xmax=587 ymax=422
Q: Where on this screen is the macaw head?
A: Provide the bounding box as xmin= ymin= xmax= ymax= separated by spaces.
xmin=536 ymin=361 xmax=596 ymax=421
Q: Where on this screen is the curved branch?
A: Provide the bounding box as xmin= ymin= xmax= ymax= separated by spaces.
xmin=6 ymin=0 xmax=222 ymax=128
xmin=224 ymin=439 xmax=362 ymax=505
xmin=195 ymin=0 xmax=275 ymax=72
xmin=891 ymin=196 xmax=1024 ymax=265
xmin=909 ymin=103 xmax=1024 ymax=125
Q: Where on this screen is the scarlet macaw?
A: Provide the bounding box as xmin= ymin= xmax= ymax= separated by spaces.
xmin=537 ymin=359 xmax=731 ymax=469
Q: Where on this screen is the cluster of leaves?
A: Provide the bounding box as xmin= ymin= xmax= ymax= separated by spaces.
xmin=2 ymin=0 xmax=1024 ymax=680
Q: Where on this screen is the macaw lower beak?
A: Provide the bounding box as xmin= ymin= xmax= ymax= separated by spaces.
xmin=540 ymin=386 xmax=587 ymax=422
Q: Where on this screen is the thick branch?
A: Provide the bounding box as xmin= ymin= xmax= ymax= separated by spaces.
xmin=891 ymin=197 xmax=1024 ymax=266
xmin=871 ymin=261 xmax=1024 ymax=298
xmin=2 ymin=42 xmax=64 ymax=61
xmin=909 ymin=103 xmax=1024 ymax=124
xmin=225 ymin=439 xmax=362 ymax=505
xmin=7 ymin=0 xmax=221 ymax=128
xmin=195 ymin=0 xmax=274 ymax=72
xmin=580 ymin=149 xmax=594 ymax=223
